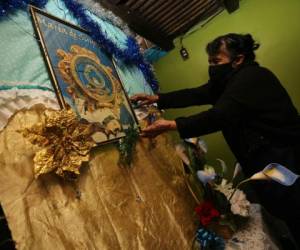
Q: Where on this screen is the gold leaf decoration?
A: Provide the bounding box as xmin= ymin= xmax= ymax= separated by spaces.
xmin=20 ymin=109 xmax=96 ymax=179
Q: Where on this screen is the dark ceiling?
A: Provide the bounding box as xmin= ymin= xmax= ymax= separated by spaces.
xmin=100 ymin=0 xmax=226 ymax=50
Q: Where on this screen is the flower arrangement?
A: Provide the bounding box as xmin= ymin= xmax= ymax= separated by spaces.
xmin=176 ymin=137 xmax=300 ymax=249
xmin=176 ymin=138 xmax=250 ymax=249
xmin=192 ymin=165 xmax=251 ymax=249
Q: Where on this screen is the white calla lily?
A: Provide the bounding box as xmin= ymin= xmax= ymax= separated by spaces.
xmin=229 ymin=163 xmax=299 ymax=201
xmin=196 ymin=165 xmax=216 ymax=185
xmin=184 ymin=138 xmax=198 ymax=145
xmin=216 ymin=158 xmax=227 ymax=176
xmin=197 ymin=138 xmax=208 ymax=154
xmin=232 ymin=162 xmax=242 ymax=181
xmin=254 ymin=163 xmax=299 ymax=186
xmin=184 ymin=137 xmax=208 ymax=154
xmin=249 ymin=172 xmax=267 ymax=180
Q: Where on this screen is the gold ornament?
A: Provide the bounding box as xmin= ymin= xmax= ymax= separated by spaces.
xmin=20 ymin=109 xmax=97 ymax=179
xmin=56 ymin=45 xmax=123 ymax=115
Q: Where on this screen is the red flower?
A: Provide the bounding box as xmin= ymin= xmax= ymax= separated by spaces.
xmin=195 ymin=201 xmax=220 ymax=226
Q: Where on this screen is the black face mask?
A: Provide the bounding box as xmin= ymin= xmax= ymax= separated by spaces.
xmin=208 ymin=62 xmax=234 ymax=83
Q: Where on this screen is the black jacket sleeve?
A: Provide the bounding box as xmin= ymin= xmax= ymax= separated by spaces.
xmin=175 ymin=93 xmax=245 ymax=138
xmin=157 ymin=82 xmax=214 ymax=109
xmin=174 ymin=66 xmax=269 ymax=139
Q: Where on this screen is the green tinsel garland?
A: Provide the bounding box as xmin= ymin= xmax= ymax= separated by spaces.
xmin=117 ymin=127 xmax=140 ymax=166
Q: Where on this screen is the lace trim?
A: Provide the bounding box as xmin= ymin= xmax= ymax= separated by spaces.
xmin=226 ymin=204 xmax=279 ymax=250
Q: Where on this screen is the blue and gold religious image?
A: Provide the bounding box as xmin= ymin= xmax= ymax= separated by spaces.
xmin=31 ymin=7 xmax=139 ymax=144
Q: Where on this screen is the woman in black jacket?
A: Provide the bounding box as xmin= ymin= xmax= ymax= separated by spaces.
xmin=131 ymin=33 xmax=300 ymax=249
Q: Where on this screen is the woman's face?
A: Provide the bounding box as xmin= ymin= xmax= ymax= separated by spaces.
xmin=208 ymin=44 xmax=244 ymax=68
xmin=208 ymin=45 xmax=231 ymax=66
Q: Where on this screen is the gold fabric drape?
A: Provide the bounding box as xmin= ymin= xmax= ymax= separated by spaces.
xmin=0 ymin=105 xmax=197 ymax=250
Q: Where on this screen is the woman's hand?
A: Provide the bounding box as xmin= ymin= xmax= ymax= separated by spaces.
xmin=141 ymin=119 xmax=177 ymax=138
xmin=130 ymin=93 xmax=159 ymax=106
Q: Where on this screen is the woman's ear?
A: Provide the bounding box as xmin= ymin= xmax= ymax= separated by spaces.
xmin=233 ymin=54 xmax=245 ymax=68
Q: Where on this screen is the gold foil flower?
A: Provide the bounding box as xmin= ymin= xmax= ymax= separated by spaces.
xmin=21 ymin=109 xmax=97 ymax=179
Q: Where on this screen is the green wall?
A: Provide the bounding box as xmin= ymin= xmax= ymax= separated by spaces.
xmin=154 ymin=0 xmax=300 ymax=171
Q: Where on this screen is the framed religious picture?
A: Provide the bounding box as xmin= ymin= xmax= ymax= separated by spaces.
xmin=30 ymin=6 xmax=140 ymax=144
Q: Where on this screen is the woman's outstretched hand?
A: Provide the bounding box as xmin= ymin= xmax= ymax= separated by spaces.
xmin=130 ymin=93 xmax=159 ymax=106
xmin=130 ymin=94 xmax=176 ymax=137
xmin=141 ymin=119 xmax=177 ymax=138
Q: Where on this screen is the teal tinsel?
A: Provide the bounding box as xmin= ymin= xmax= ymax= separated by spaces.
xmin=61 ymin=0 xmax=159 ymax=92
xmin=0 ymin=0 xmax=159 ymax=92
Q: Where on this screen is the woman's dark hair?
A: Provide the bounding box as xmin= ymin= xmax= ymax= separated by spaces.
xmin=206 ymin=33 xmax=260 ymax=62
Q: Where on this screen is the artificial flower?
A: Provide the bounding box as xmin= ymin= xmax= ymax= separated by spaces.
xmin=195 ymin=201 xmax=220 ymax=226
xmin=197 ymin=165 xmax=216 ymax=185
xmin=250 ymin=163 xmax=299 ymax=186
xmin=184 ymin=137 xmax=208 ymax=154
xmin=197 ymin=138 xmax=208 ymax=154
xmin=215 ymin=179 xmax=250 ymax=217
xmin=216 ymin=158 xmax=228 ymax=176
xmin=21 ymin=109 xmax=97 ymax=178
xmin=229 ymin=189 xmax=250 ymax=217
xmin=214 ymin=179 xmax=233 ymax=198
xmin=232 ymin=162 xmax=242 ymax=181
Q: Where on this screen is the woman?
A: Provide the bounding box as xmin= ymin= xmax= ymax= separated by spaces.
xmin=131 ymin=33 xmax=300 ymax=249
